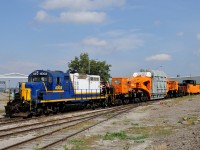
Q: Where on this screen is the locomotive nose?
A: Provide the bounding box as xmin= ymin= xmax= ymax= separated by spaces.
xmin=20 ymin=83 xmax=31 ymax=101
xmin=20 ymin=82 xmax=45 ymax=101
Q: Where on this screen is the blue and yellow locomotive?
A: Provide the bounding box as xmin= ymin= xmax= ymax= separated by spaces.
xmin=5 ymin=70 xmax=106 ymax=117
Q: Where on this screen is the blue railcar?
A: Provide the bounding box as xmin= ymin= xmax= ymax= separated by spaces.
xmin=5 ymin=70 xmax=106 ymax=117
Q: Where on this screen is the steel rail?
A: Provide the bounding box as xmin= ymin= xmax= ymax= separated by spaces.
xmin=41 ymin=106 xmax=134 ymax=149
xmin=0 ymin=104 xmax=131 ymax=132
xmin=0 ymin=105 xmax=134 ymax=150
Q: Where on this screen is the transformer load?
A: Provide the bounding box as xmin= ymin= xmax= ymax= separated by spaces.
xmin=128 ymin=70 xmax=167 ymax=100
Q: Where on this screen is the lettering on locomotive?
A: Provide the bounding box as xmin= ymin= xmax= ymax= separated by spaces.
xmin=55 ymin=85 xmax=62 ymax=90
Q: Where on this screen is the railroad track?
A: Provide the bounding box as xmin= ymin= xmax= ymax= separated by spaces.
xmin=0 ymin=98 xmax=160 ymax=127
xmin=0 ymin=104 xmax=135 ymax=150
xmin=0 ymin=117 xmax=29 ymax=126
xmin=0 ymin=105 xmax=123 ymax=127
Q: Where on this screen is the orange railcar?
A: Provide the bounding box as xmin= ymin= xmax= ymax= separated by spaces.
xmin=179 ymin=80 xmax=200 ymax=95
xmin=112 ymin=77 xmax=129 ymax=94
xmin=110 ymin=70 xmax=185 ymax=104
xmin=128 ymin=75 xmax=151 ymax=101
xmin=111 ymin=77 xmax=130 ymax=104
xmin=166 ymin=80 xmax=179 ymax=97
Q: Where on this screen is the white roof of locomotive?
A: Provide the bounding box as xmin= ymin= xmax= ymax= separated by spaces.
xmin=133 ymin=72 xmax=152 ymax=77
xmin=133 ymin=70 xmax=167 ymax=78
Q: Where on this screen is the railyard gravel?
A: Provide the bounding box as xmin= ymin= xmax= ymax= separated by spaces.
xmin=0 ymin=95 xmax=200 ymax=150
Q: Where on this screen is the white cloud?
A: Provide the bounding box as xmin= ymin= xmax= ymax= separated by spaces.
xmin=110 ymin=36 xmax=143 ymax=50
xmin=81 ymin=35 xmax=144 ymax=55
xmin=35 ymin=10 xmax=49 ymax=21
xmin=44 ymin=29 xmax=144 ymax=55
xmin=197 ymin=33 xmax=200 ymax=40
xmin=35 ymin=0 xmax=125 ymax=24
xmin=145 ymin=53 xmax=171 ymax=61
xmin=34 ymin=11 xmax=106 ymax=24
xmin=42 ymin=0 xmax=125 ymax=10
xmin=60 ymin=11 xmax=106 ymax=23
xmin=83 ymin=37 xmax=107 ymax=46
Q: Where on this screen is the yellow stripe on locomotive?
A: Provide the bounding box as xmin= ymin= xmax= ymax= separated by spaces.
xmin=20 ymin=83 xmax=31 ymax=101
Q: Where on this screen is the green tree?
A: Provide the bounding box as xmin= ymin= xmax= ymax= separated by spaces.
xmin=68 ymin=53 xmax=111 ymax=82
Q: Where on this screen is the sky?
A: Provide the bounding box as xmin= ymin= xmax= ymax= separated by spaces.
xmin=0 ymin=0 xmax=200 ymax=79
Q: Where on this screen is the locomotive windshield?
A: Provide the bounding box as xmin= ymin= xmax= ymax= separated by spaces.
xmin=28 ymin=71 xmax=53 ymax=83
xmin=28 ymin=76 xmax=48 ymax=82
xmin=182 ymin=80 xmax=196 ymax=85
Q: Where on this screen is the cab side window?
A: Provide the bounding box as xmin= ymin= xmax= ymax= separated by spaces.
xmin=56 ymin=77 xmax=61 ymax=85
xmin=48 ymin=76 xmax=52 ymax=83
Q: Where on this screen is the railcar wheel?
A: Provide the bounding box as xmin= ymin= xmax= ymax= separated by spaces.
xmin=115 ymin=99 xmax=123 ymax=105
xmin=134 ymin=98 xmax=140 ymax=103
xmin=124 ymin=99 xmax=130 ymax=104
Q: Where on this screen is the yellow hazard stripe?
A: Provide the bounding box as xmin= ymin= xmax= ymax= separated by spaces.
xmin=40 ymin=96 xmax=106 ymax=103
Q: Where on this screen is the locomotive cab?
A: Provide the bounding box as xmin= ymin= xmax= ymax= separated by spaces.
xmin=179 ymin=80 xmax=200 ymax=95
xmin=5 ymin=70 xmax=66 ymax=117
xmin=182 ymin=80 xmax=196 ymax=85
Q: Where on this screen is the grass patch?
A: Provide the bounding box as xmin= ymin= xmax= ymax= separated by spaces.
xmin=33 ymin=143 xmax=42 ymax=150
xmin=148 ymin=143 xmax=167 ymax=150
xmin=0 ymin=109 xmax=5 ymax=113
xmin=160 ymin=95 xmax=196 ymax=107
xmin=178 ymin=114 xmax=198 ymax=125
xmin=103 ymin=132 xmax=129 ymax=140
xmin=112 ymin=121 xmax=117 ymax=125
xmin=64 ymin=135 xmax=101 ymax=150
xmin=172 ymin=95 xmax=196 ymax=104
xmin=140 ymin=105 xmax=153 ymax=112
xmin=70 ymin=139 xmax=85 ymax=145
xmin=103 ymin=132 xmax=148 ymax=142
xmin=126 ymin=125 xmax=174 ymax=137
xmin=64 ymin=140 xmax=85 ymax=150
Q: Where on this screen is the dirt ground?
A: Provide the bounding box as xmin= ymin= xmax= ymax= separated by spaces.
xmin=0 ymin=93 xmax=8 ymax=117
xmin=64 ymin=95 xmax=200 ymax=150
xmin=0 ymin=94 xmax=200 ymax=150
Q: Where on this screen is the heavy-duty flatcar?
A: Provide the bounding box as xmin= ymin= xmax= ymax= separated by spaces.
xmin=5 ymin=70 xmax=106 ymax=117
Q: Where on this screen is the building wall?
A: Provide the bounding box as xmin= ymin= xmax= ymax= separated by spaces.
xmin=170 ymin=76 xmax=200 ymax=84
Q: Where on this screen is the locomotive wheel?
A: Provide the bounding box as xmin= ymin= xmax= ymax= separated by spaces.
xmin=36 ymin=108 xmax=43 ymax=116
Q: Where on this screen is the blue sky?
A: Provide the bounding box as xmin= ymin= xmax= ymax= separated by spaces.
xmin=0 ymin=0 xmax=200 ymax=78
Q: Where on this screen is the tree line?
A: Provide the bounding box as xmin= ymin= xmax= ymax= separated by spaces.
xmin=68 ymin=53 xmax=111 ymax=82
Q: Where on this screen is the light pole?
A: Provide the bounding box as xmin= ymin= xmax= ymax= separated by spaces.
xmin=8 ymin=80 xmax=10 ymax=101
xmin=88 ymin=60 xmax=90 ymax=74
xmin=155 ymin=66 xmax=163 ymax=70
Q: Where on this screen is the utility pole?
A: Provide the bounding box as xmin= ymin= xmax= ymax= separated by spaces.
xmin=88 ymin=59 xmax=90 ymax=75
xmin=8 ymin=80 xmax=10 ymax=101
